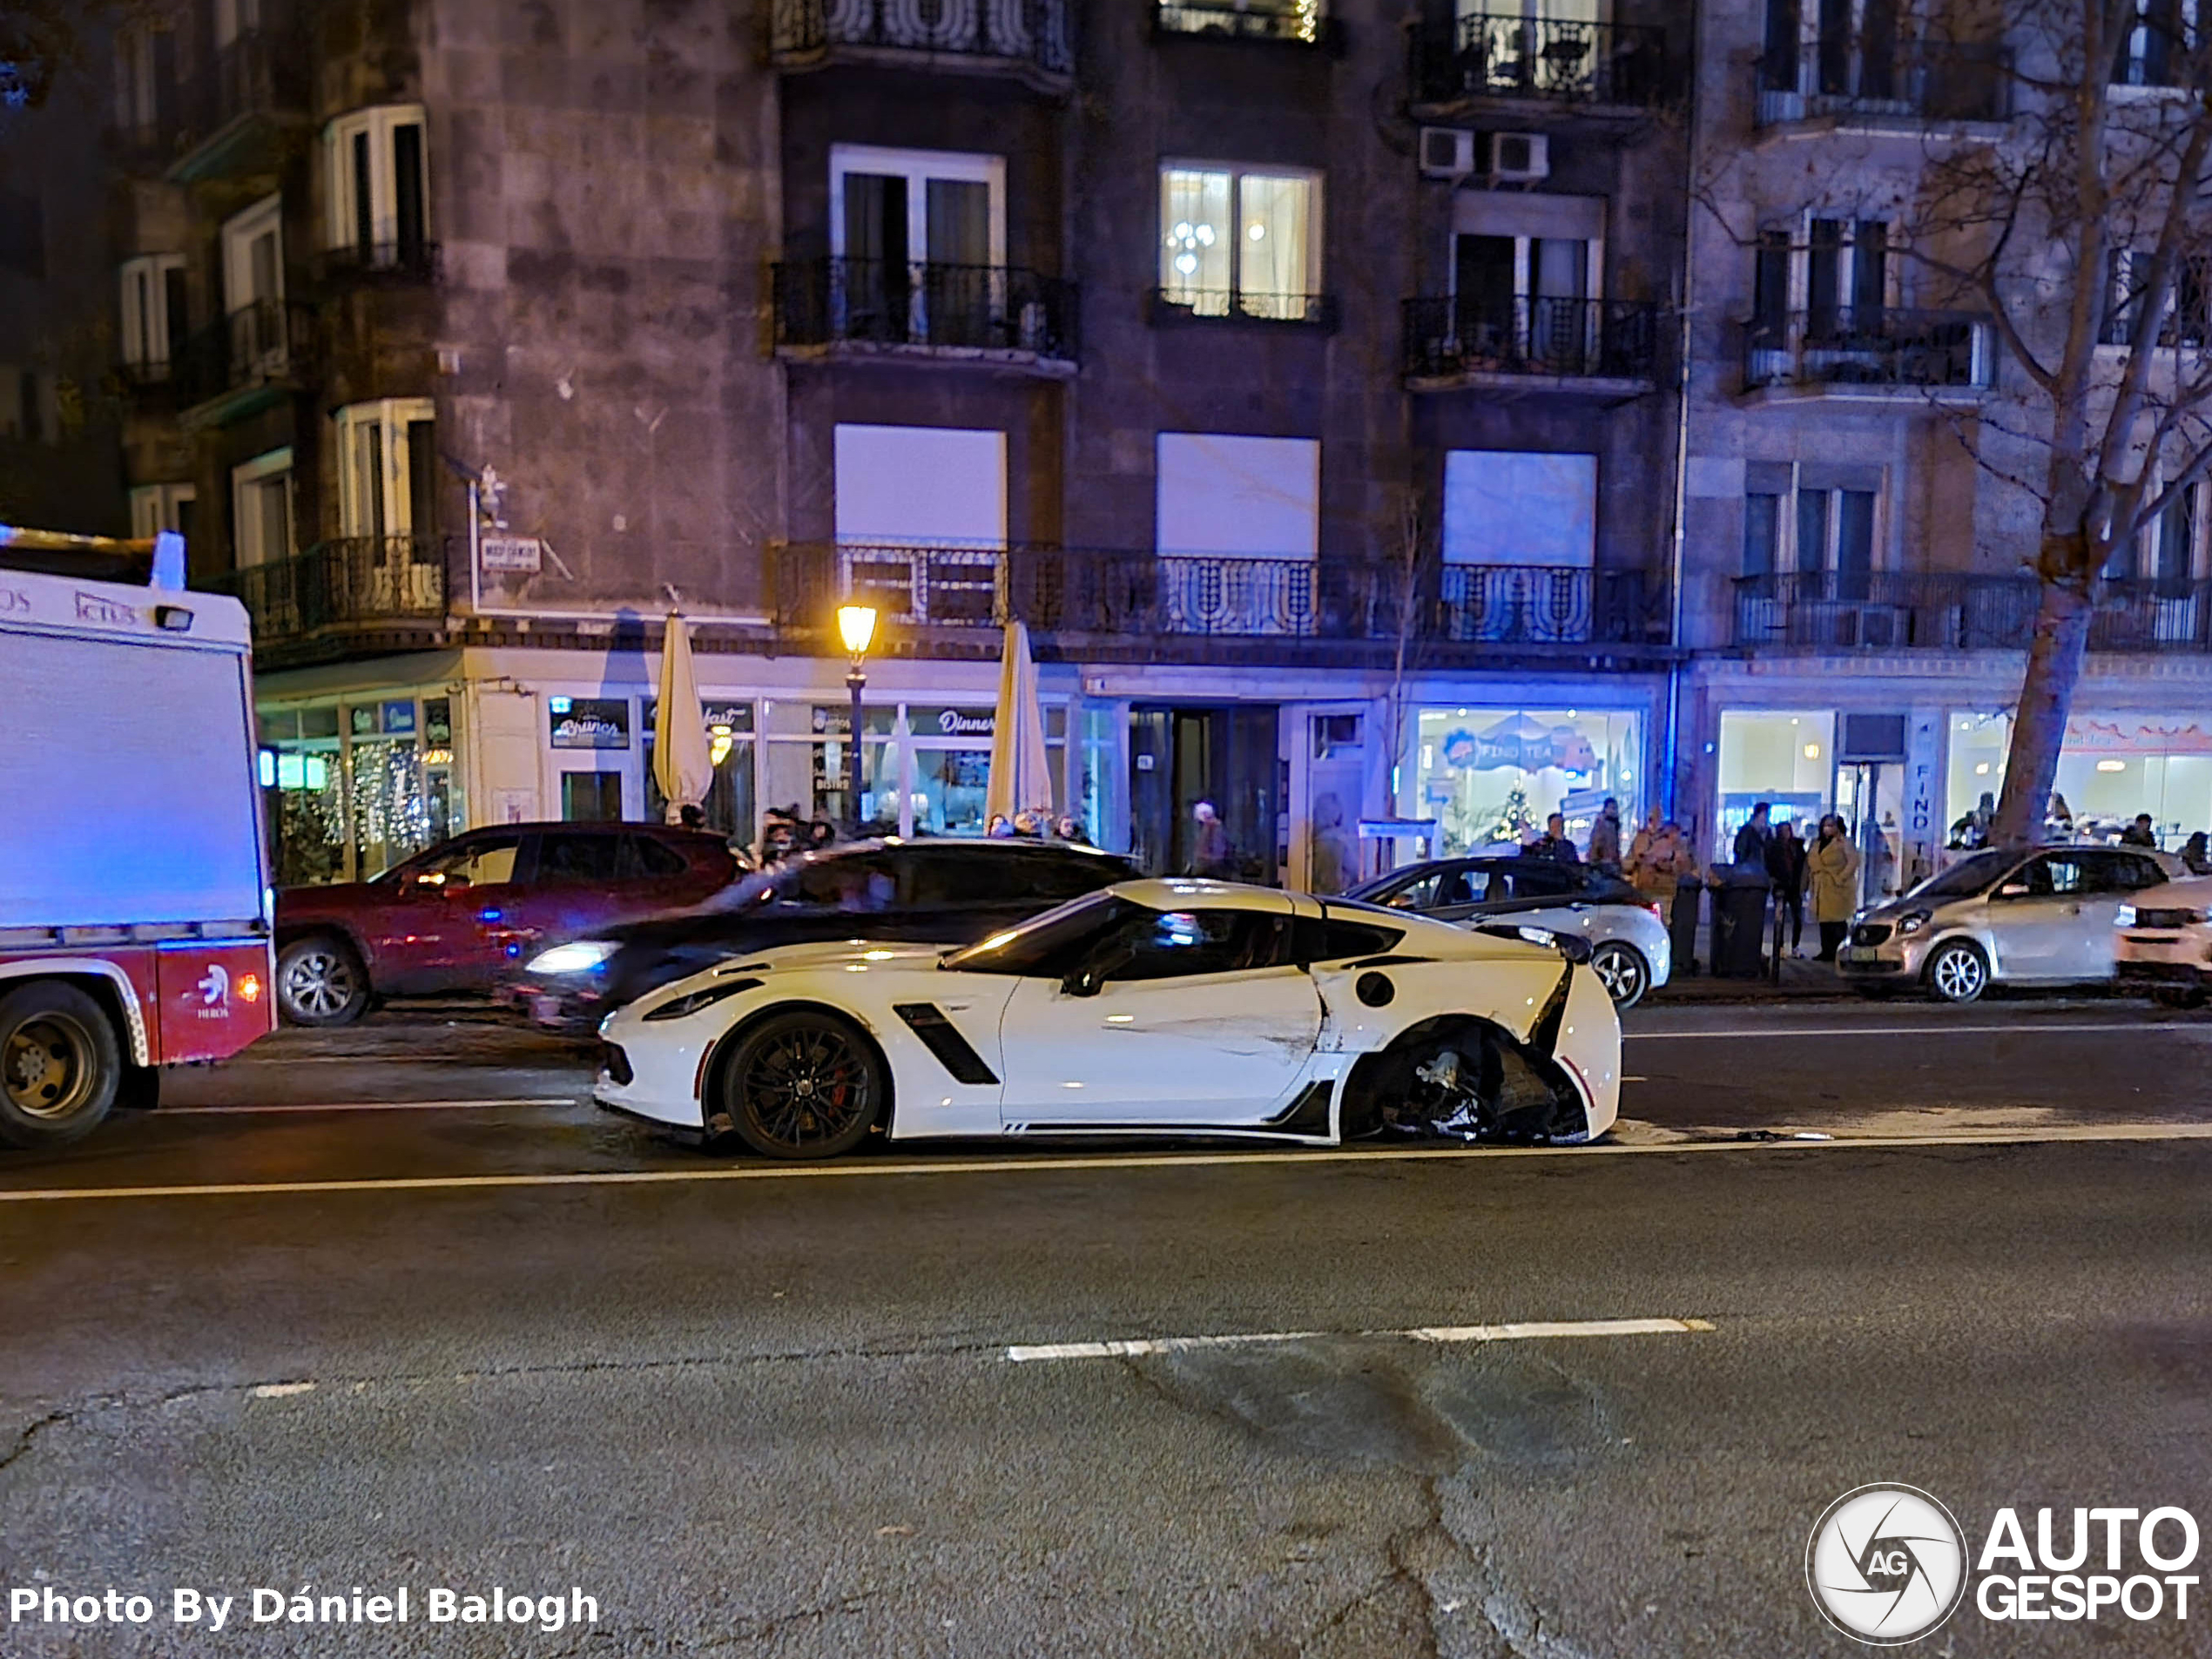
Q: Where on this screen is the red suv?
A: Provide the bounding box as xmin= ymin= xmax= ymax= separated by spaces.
xmin=274 ymin=823 xmax=739 ymax=1025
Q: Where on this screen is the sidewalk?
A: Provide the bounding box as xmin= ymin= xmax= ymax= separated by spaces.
xmin=1649 ymin=924 xmax=1860 ymax=1002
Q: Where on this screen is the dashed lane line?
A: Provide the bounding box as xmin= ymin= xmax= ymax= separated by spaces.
xmin=5 ymin=1122 xmax=2212 ymax=1204
xmin=1005 ymin=1316 xmax=1715 ymax=1362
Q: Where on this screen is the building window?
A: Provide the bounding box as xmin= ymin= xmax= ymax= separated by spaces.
xmin=1156 ymin=432 xmax=1320 ymax=558
xmin=2113 ymin=0 xmax=2195 ymax=86
xmin=232 ymin=447 xmax=294 ymax=569
xmin=1155 ymin=0 xmax=1327 ymax=45
xmin=1443 ymin=450 xmax=1596 ymax=567
xmin=832 ymin=423 xmax=1008 ymax=624
xmin=1158 ymin=165 xmax=1320 ymax=321
xmin=0 ymin=188 xmax=44 ymax=280
xmin=1750 ymin=218 xmax=1889 ymax=341
xmin=830 ymin=145 xmax=1003 ymax=270
xmin=0 ymin=367 xmax=54 ymax=442
xmin=324 ymin=106 xmax=429 ymax=270
xmin=1760 ymin=0 xmax=1901 ymax=100
xmin=334 ymin=399 xmax=437 ymax=553
xmin=113 ymin=22 xmax=175 ymax=136
xmin=118 ymin=254 xmax=188 ymax=376
xmin=1742 ymin=462 xmax=1880 ymax=594
xmin=2103 ymin=249 xmax=2210 ymax=346
xmin=2103 ymin=476 xmax=2203 ymax=591
xmin=220 ymin=196 xmax=286 ymax=372
xmin=214 ymin=0 xmax=261 ymax=50
xmin=130 ymin=482 xmax=197 ymax=542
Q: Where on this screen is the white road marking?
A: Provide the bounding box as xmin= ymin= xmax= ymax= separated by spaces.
xmin=159 ymin=1098 xmax=576 ymax=1116
xmin=248 ymin=1381 xmax=315 ymax=1399
xmin=1627 ymin=1021 xmax=2202 ymax=1041
xmin=7 ymin=1123 xmax=2212 ymax=1204
xmin=1006 ymin=1316 xmax=1714 ymax=1362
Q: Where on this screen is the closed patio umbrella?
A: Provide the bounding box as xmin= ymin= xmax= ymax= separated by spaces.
xmin=653 ymin=611 xmax=712 ymax=824
xmin=985 ymin=619 xmax=1052 ymax=825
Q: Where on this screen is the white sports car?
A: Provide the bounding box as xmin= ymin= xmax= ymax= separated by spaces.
xmin=594 ymin=879 xmax=1621 ymax=1158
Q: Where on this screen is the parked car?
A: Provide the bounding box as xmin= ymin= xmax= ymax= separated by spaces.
xmin=510 ymin=838 xmax=1140 ymax=1033
xmin=595 ymin=880 xmax=1620 ymax=1157
xmin=274 ymin=823 xmax=741 ymax=1026
xmin=1345 ymin=855 xmax=1672 ymax=1008
xmin=1838 ymin=844 xmax=2184 ymax=1002
xmin=2115 ymin=873 xmax=2212 ymax=1008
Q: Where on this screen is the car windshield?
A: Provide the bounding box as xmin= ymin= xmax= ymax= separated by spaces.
xmin=1904 ymin=849 xmax=2018 ymax=902
xmin=940 ymin=891 xmax=1133 ymax=975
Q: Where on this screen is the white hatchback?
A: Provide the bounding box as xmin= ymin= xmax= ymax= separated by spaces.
xmin=2116 ymin=874 xmax=2212 ymax=1008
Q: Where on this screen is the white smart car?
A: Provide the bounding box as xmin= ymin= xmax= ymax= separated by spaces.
xmin=595 ymin=880 xmax=1621 ymax=1158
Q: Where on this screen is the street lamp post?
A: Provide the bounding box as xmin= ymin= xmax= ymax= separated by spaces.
xmin=836 ymin=604 xmax=878 ymax=838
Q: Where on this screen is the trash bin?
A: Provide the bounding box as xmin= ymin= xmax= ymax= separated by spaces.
xmin=1669 ymin=876 xmax=1703 ymax=975
xmin=1711 ymin=865 xmax=1771 ymax=979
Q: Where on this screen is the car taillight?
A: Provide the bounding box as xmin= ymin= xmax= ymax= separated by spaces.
xmin=1645 ymin=903 xmax=1663 ymax=921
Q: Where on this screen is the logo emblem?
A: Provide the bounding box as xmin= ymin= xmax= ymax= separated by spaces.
xmin=197 ymin=965 xmax=230 ymax=1011
xmin=1807 ymin=1484 xmax=1967 ymax=1645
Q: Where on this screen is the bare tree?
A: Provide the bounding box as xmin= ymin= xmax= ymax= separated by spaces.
xmin=1899 ymin=0 xmax=2212 ymax=844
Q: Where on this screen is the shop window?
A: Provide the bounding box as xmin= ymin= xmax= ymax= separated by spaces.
xmin=1946 ymin=710 xmax=2212 ymax=848
xmin=1158 ymin=165 xmax=1320 ymax=321
xmin=1401 ymin=706 xmax=1642 ymax=859
xmin=1717 ymin=710 xmax=1834 ymax=857
xmin=324 ymin=106 xmax=428 ymax=269
xmin=561 ymin=773 xmax=623 ymax=823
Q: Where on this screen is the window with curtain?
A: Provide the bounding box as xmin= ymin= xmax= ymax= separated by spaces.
xmin=334 ymin=399 xmax=436 ymax=554
xmin=324 ymin=106 xmax=429 ymax=267
xmin=1159 ymin=165 xmax=1318 ymax=321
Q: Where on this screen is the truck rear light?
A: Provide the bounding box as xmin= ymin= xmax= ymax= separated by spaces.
xmin=236 ymin=973 xmax=261 ymax=1002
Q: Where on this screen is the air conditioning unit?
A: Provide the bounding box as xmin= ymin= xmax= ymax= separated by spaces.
xmin=1480 ymin=131 xmax=1551 ymax=185
xmin=1419 ymin=127 xmax=1476 ymax=179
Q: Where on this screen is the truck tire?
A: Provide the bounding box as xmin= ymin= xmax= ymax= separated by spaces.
xmin=0 ymin=981 xmax=121 ymax=1149
xmin=277 ymin=935 xmax=369 ymax=1026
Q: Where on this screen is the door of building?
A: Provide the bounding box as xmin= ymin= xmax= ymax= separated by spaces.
xmin=1128 ymin=705 xmax=1281 ymax=881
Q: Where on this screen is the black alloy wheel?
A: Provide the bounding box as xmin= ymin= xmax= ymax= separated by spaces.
xmin=722 ymin=1010 xmax=885 ymax=1159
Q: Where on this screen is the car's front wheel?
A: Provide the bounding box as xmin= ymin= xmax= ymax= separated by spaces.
xmin=1925 ymin=939 xmax=1990 ymax=1004
xmin=1589 ymin=941 xmax=1651 ymax=1009
xmin=277 ymin=936 xmax=368 ymax=1026
xmin=719 ymin=1009 xmax=885 ymax=1159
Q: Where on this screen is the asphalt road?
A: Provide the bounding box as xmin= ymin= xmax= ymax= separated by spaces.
xmin=4 ymin=999 xmax=2210 ymax=1656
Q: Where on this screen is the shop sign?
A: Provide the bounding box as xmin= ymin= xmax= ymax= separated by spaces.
xmin=1435 ymin=713 xmax=1598 ymax=774
xmin=381 ymin=700 xmax=417 ymax=737
xmin=644 ymin=699 xmax=756 ymax=736
xmin=480 ymin=536 xmax=543 ymax=574
xmin=549 ymin=696 xmax=631 ymax=750
xmin=811 ymin=705 xmax=899 ymax=738
xmin=2065 ymin=717 xmax=2212 ymax=756
xmin=912 ymin=706 xmax=996 ymax=739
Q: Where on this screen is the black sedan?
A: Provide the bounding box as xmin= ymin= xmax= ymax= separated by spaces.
xmin=505 ymin=838 xmax=1138 ymax=1031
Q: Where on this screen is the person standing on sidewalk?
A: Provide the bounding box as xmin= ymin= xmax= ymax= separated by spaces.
xmin=1588 ymin=798 xmax=1623 ymax=875
xmin=1765 ymin=818 xmax=1808 ymax=956
xmin=1808 ymin=814 xmax=1861 ymax=962
xmin=1733 ymin=801 xmax=1773 ymax=869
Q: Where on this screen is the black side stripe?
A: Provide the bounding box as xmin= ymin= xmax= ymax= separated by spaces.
xmin=892 ymin=1003 xmax=1000 ymax=1086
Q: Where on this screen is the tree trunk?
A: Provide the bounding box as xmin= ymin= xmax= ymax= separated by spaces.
xmin=1991 ymin=577 xmax=2094 ymax=847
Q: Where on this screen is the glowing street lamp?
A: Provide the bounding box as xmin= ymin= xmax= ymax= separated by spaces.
xmin=836 ymin=605 xmax=878 ymax=835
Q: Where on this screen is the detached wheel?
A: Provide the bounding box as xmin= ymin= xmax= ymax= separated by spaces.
xmin=0 ymin=982 xmax=120 ymax=1150
xmin=1589 ymin=941 xmax=1651 ymax=1010
xmin=720 ymin=1010 xmax=885 ymax=1159
xmin=277 ymin=936 xmax=368 ymax=1026
xmin=1925 ymin=940 xmax=1990 ymax=1004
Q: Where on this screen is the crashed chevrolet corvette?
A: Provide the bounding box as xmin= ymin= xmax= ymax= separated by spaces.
xmin=594 ymin=879 xmax=1621 ymax=1158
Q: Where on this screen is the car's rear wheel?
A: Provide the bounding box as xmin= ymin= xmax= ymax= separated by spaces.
xmin=1925 ymin=940 xmax=1990 ymax=1004
xmin=1589 ymin=941 xmax=1651 ymax=1010
xmin=277 ymin=936 xmax=368 ymax=1026
xmin=0 ymin=981 xmax=120 ymax=1150
xmin=720 ymin=1010 xmax=885 ymax=1159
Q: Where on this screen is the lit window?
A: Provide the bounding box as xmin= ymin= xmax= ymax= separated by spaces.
xmin=1159 ymin=165 xmax=1319 ymax=321
xmin=334 ymin=399 xmax=438 ymax=554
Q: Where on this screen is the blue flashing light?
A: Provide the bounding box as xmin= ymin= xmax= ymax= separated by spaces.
xmin=506 ymin=942 xmax=522 ymax=957
xmin=479 ymin=907 xmax=504 ymax=923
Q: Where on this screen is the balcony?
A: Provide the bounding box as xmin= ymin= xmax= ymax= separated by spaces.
xmin=772 ymin=259 xmax=1077 ymax=372
xmin=1411 ymin=13 xmax=1669 ymax=115
xmin=202 ymin=537 xmax=448 ymax=669
xmin=1743 ymin=309 xmax=1994 ymax=403
xmin=1154 ymin=0 xmax=1345 ymax=51
xmin=1146 ymin=287 xmax=1339 ymax=329
xmin=172 ymin=300 xmax=317 ymax=427
xmin=169 ymin=30 xmax=308 ymax=182
xmin=311 ymin=239 xmax=442 ymax=288
xmin=1403 ymin=295 xmax=1662 ymax=393
xmin=768 ymin=0 xmax=1072 ymax=92
xmin=772 ymin=543 xmax=1668 ymax=664
xmin=1754 ymin=39 xmax=2011 ymax=136
xmin=1733 ymin=572 xmax=2212 ymax=652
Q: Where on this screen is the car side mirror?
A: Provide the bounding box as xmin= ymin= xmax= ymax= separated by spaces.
xmin=1061 ymin=967 xmax=1104 ymax=998
xmin=1995 ymin=881 xmax=2028 ymax=900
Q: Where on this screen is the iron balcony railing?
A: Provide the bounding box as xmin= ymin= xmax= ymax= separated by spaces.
xmin=1744 ymin=308 xmax=1995 ymax=393
xmin=1755 ymin=37 xmax=2012 ymax=126
xmin=312 ymin=239 xmax=442 ymax=286
xmin=203 ymin=536 xmax=448 ymax=647
xmin=1403 ymin=294 xmax=1662 ymax=382
xmin=773 ymin=543 xmax=1663 ymax=647
xmin=1154 ymin=0 xmax=1344 ymax=50
xmin=1734 ymin=572 xmax=2212 ymax=652
xmin=172 ymin=299 xmax=317 ymax=408
xmin=1412 ymin=12 xmax=1668 ymax=107
xmin=770 ymin=0 xmax=1073 ymax=78
xmin=772 ymin=259 xmax=1078 ymax=361
xmin=1147 ymin=287 xmax=1339 ymax=328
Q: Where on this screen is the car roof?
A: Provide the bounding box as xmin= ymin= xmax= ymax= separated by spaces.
xmin=790 ymin=838 xmax=1132 ymax=866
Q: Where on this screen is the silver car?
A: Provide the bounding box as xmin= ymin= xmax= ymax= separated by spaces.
xmin=1347 ymin=856 xmax=1672 ymax=1008
xmin=1838 ymin=845 xmax=2183 ymax=1002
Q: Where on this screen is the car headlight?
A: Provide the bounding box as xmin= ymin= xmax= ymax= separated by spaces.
xmin=1895 ymin=909 xmax=1933 ymax=936
xmin=641 ymin=978 xmax=759 ymax=1022
xmin=527 ymin=940 xmax=618 ymax=976
xmin=2116 ymin=905 xmax=2137 ymax=929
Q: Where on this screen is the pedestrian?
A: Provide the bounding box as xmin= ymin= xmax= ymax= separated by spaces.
xmin=1012 ymin=810 xmax=1044 ymax=839
xmin=985 ymin=813 xmax=1014 ymax=839
xmin=1733 ymin=800 xmax=1773 ymax=868
xmin=1190 ymin=800 xmax=1237 ymax=878
xmin=1588 ymin=797 xmax=1623 ymax=874
xmin=1524 ymin=812 xmax=1579 ymax=864
xmin=1808 ymin=814 xmax=1861 ymax=961
xmin=754 ymin=808 xmax=801 ymax=866
xmin=2184 ymin=831 xmax=2210 ymax=875
xmin=2121 ymin=812 xmax=2158 ymax=848
xmin=1627 ymin=807 xmax=1663 ymax=882
xmin=807 ymin=818 xmax=837 ymax=852
xmin=1766 ymin=818 xmax=1808 ymax=955
xmin=1630 ymin=817 xmax=1699 ymax=907
xmin=1054 ymin=814 xmax=1089 ymax=845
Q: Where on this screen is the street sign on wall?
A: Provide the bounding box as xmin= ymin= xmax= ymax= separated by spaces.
xmin=480 ymin=536 xmax=543 ymax=574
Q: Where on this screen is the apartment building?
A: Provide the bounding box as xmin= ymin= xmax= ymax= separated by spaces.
xmin=1678 ymin=0 xmax=2212 ymax=887
xmin=58 ymin=0 xmax=1696 ymax=887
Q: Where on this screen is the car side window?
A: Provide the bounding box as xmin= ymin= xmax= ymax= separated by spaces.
xmin=416 ymin=834 xmax=522 ymax=887
xmin=619 ymin=836 xmax=691 ymax=880
xmin=1379 ymin=872 xmax=1440 ymax=910
xmin=792 ymin=856 xmax=896 ymax=912
xmin=2116 ymin=854 xmax=2169 ymax=891
xmin=1501 ymin=863 xmax=1573 ymax=901
xmin=1107 ymin=908 xmax=1292 ymax=981
xmin=903 ymin=850 xmax=1018 ymax=908
xmin=1293 ymin=916 xmax=1406 ymax=961
xmin=2020 ymin=855 xmax=2087 ymax=896
xmin=1016 ymin=853 xmax=1130 ymax=904
xmin=536 ymin=833 xmax=623 ymax=886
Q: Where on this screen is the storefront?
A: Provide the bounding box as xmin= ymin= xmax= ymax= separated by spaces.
xmin=257 ymin=687 xmax=459 ymax=886
xmin=1398 ymin=705 xmax=1645 ymax=858
xmin=1715 ymin=709 xmax=1838 ymax=848
xmin=1946 ymin=710 xmax=2212 ymax=847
